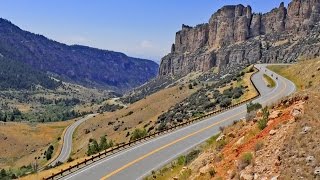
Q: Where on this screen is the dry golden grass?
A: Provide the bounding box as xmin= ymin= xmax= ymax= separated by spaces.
xmin=22 ymin=85 xmax=197 ymax=180
xmin=263 ymin=74 xmax=276 ymax=88
xmin=14 ymin=103 xmax=32 ymax=113
xmin=0 ymin=121 xmax=71 ymax=169
xmin=235 ymin=67 xmax=259 ymax=103
xmin=20 ymin=156 xmax=88 ymax=180
xmin=71 ymin=85 xmax=197 ymax=159
xmin=267 ymin=59 xmax=320 ymax=90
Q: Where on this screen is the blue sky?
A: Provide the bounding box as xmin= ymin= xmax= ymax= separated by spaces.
xmin=0 ymin=0 xmax=290 ymax=62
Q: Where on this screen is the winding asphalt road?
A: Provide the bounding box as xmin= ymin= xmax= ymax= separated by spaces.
xmin=58 ymin=64 xmax=295 ymax=180
xmin=50 ymin=114 xmax=97 ymax=166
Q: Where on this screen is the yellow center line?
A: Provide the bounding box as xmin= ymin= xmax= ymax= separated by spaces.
xmin=100 ymin=74 xmax=287 ymax=180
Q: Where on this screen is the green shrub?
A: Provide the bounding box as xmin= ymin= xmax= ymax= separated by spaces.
xmin=130 ymin=128 xmax=147 ymax=141
xmin=220 ymin=98 xmax=232 ymax=108
xmin=239 ymin=152 xmax=253 ymax=170
xmin=67 ymin=157 xmax=74 ymax=162
xmin=216 ymin=139 xmax=227 ymax=151
xmin=209 ymin=167 xmax=216 ymax=177
xmin=263 ymin=74 xmax=276 ymax=88
xmin=257 ymin=118 xmax=268 ymax=130
xmin=223 ymin=88 xmax=233 ymax=98
xmin=45 ymin=145 xmax=54 ymax=160
xmin=185 ymin=149 xmax=200 ymax=165
xmin=157 ymin=122 xmax=167 ymax=131
xmin=206 ymin=133 xmax=220 ymax=145
xmin=193 ymin=81 xmax=198 ymax=86
xmin=258 ymin=107 xmax=269 ymax=130
xmin=87 ymin=136 xmax=113 ymax=155
xmin=246 ymin=102 xmax=262 ymax=113
xmin=193 ymin=111 xmax=204 ymax=117
xmin=177 ymin=155 xmax=186 ymax=165
xmin=126 ymin=111 xmax=134 ymax=116
xmin=262 ymin=106 xmax=269 ymax=119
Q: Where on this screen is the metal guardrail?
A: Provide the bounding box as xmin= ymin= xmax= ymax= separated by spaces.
xmin=44 ymin=67 xmax=261 ymax=180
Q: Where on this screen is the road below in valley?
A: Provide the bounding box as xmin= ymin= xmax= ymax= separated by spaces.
xmin=50 ymin=114 xmax=97 ymax=166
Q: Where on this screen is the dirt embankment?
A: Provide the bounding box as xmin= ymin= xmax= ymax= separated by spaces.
xmin=165 ymin=93 xmax=319 ymax=180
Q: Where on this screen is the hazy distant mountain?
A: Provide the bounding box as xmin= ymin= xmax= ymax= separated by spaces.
xmin=0 ymin=18 xmax=158 ymax=92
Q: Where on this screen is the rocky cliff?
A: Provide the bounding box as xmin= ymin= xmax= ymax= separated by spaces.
xmin=159 ymin=0 xmax=320 ymax=77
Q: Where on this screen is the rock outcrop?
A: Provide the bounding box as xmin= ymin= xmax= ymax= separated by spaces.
xmin=159 ymin=0 xmax=320 ymax=77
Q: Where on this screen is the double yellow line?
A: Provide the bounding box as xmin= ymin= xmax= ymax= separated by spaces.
xmin=100 ymin=74 xmax=287 ymax=180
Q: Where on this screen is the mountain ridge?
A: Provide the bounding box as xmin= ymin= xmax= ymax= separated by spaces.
xmin=0 ymin=18 xmax=159 ymax=92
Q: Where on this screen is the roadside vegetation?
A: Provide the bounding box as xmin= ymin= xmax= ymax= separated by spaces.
xmin=45 ymin=145 xmax=54 ymax=160
xmin=263 ymin=74 xmax=276 ymax=88
xmin=144 ymin=149 xmax=201 ymax=180
xmin=156 ymin=65 xmax=257 ymax=131
xmin=130 ymin=128 xmax=147 ymax=141
xmin=0 ymin=96 xmax=92 ymax=123
xmin=87 ymin=136 xmax=113 ymax=156
xmin=72 ymin=83 xmax=197 ymax=159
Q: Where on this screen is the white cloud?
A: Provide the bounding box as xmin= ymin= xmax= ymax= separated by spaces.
xmin=140 ymin=40 xmax=153 ymax=49
xmin=119 ymin=39 xmax=171 ymax=61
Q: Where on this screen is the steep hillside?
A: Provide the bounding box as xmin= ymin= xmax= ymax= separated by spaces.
xmin=268 ymin=59 xmax=320 ymax=90
xmin=146 ymin=59 xmax=320 ymax=180
xmin=159 ymin=0 xmax=320 ymax=77
xmin=0 ymin=56 xmax=60 ymax=90
xmin=0 ymin=121 xmax=71 ymax=169
xmin=0 ymin=18 xmax=158 ymax=92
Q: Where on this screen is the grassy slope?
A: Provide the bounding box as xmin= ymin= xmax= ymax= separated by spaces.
xmin=0 ymin=121 xmax=71 ymax=169
xmin=0 ymin=81 xmax=110 ymax=171
xmin=22 ymin=81 xmax=199 ymax=180
xmin=263 ymin=74 xmax=276 ymax=88
xmin=267 ymin=59 xmax=320 ymax=90
xmin=72 ymin=67 xmax=258 ymax=159
xmin=72 ymin=85 xmax=198 ymax=159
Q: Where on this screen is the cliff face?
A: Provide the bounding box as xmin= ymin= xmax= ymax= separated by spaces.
xmin=159 ymin=0 xmax=320 ymax=77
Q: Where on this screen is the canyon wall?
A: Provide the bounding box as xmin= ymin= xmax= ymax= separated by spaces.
xmin=159 ymin=0 xmax=320 ymax=76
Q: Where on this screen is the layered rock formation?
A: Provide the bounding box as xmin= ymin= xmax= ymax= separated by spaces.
xmin=159 ymin=0 xmax=320 ymax=77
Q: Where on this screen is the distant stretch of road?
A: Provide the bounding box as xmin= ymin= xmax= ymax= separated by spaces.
xmin=59 ymin=64 xmax=295 ymax=180
xmin=50 ymin=114 xmax=97 ymax=166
